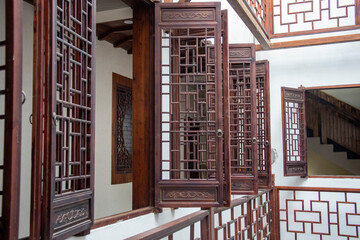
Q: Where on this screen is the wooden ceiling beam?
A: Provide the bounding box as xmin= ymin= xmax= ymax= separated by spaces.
xmin=114 ymin=35 xmax=133 ymax=48
xmin=227 ymin=0 xmax=271 ymax=49
xmin=98 ymin=25 xmax=133 ymax=41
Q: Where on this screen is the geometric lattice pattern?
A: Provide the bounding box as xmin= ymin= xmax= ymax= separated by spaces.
xmin=282 ymin=88 xmax=307 ymax=176
xmin=273 ymin=0 xmax=358 ymax=35
xmin=55 ymin=0 xmax=94 ymax=194
xmin=214 ymin=190 xmax=273 ymax=240
xmin=115 ymin=86 xmax=132 ymax=173
xmin=229 ymin=62 xmax=253 ymax=176
xmin=160 ymin=27 xmax=218 ymax=181
xmin=256 ymin=65 xmax=266 ymax=173
xmin=278 ymin=188 xmax=360 ymax=240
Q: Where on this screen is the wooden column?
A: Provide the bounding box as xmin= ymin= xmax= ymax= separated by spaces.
xmin=132 ymin=1 xmax=155 ymax=209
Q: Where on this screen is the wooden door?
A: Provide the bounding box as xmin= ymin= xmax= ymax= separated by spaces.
xmin=154 ymin=2 xmax=230 ymax=207
xmin=0 ymin=0 xmax=23 ymax=239
xmin=31 ymin=0 xmax=96 ymax=239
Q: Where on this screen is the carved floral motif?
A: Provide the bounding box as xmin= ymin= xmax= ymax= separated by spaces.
xmin=165 ymin=191 xmax=215 ymax=199
xmin=284 ymin=90 xmax=303 ymax=100
xmin=229 ymin=48 xmax=251 ymax=58
xmin=162 ymin=10 xmax=215 ymax=21
xmin=55 ymin=207 xmax=88 ymax=225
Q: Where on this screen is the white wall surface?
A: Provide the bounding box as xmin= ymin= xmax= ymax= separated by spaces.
xmin=94 ymin=38 xmax=133 ymax=219
xmin=257 ymin=41 xmax=360 ymax=188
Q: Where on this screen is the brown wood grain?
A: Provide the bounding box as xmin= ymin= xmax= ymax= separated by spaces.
xmin=30 ymin=0 xmax=45 ymax=239
xmin=132 ymin=2 xmax=155 ymax=210
xmin=92 ymin=207 xmax=155 ymax=229
xmin=1 ymin=1 xmax=23 ymax=239
xmin=256 ymin=34 xmax=360 ymax=50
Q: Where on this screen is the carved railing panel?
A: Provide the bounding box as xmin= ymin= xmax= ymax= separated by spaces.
xmin=276 ymin=187 xmax=360 ymax=240
xmin=282 ymin=87 xmax=307 ymax=176
xmin=214 ymin=189 xmax=273 ymax=240
xmin=272 ymin=0 xmax=360 ymax=37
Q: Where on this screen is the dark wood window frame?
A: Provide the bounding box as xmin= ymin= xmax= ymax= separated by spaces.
xmin=112 ymin=73 xmax=133 ymax=185
xmin=282 ymin=84 xmax=360 ymax=177
xmin=0 ymin=0 xmax=23 ymax=239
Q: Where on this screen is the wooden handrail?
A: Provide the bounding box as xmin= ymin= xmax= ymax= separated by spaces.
xmin=306 ymin=90 xmax=360 ymax=156
xmin=124 ymin=210 xmax=209 ymax=240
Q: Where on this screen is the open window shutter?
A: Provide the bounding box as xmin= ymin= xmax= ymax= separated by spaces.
xmin=256 ymin=61 xmax=272 ymax=189
xmin=31 ymin=0 xmax=95 ymax=238
xmin=282 ymin=87 xmax=307 ymax=176
xmin=0 ymin=0 xmax=23 ymax=239
xmin=221 ymin=10 xmax=231 ymax=207
xmin=155 ymin=3 xmax=230 ymax=207
xmin=228 ymin=44 xmax=258 ymax=195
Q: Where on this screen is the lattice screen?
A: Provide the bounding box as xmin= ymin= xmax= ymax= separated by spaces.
xmin=115 ymin=85 xmax=132 ymax=173
xmin=282 ymin=87 xmax=307 ymax=176
xmin=256 ymin=61 xmax=271 ymax=189
xmin=155 ymin=3 xmax=229 ymax=207
xmin=228 ymin=44 xmax=258 ymax=194
xmin=35 ymin=0 xmax=96 ymax=238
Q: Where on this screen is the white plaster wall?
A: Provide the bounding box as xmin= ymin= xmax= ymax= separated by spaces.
xmin=94 ymin=39 xmax=133 ymax=219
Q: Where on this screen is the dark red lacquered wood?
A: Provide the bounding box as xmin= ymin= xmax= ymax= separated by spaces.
xmin=256 ymin=60 xmax=272 ymax=189
xmin=281 ymin=87 xmax=307 ymax=176
xmin=0 ymin=0 xmax=23 ymax=239
xmin=228 ymin=44 xmax=258 ymax=195
xmin=31 ymin=0 xmax=96 ymax=238
xmin=154 ymin=2 xmax=229 ymax=208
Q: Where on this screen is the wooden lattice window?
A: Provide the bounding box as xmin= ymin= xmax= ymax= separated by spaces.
xmin=112 ymin=73 xmax=133 ymax=184
xmin=256 ymin=60 xmax=272 ymax=189
xmin=155 ymin=2 xmax=230 ymax=207
xmin=31 ymin=0 xmax=96 ymax=238
xmin=281 ymin=87 xmax=307 ymax=176
xmin=228 ymin=44 xmax=258 ymax=195
xmin=0 ymin=0 xmax=23 ymax=239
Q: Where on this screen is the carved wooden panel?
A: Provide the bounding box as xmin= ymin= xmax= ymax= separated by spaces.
xmin=256 ymin=61 xmax=271 ymax=189
xmin=228 ymin=44 xmax=258 ymax=194
xmin=276 ymin=187 xmax=360 ymax=240
xmin=32 ymin=0 xmax=95 ymax=238
xmin=112 ymin=74 xmax=133 ymax=184
xmin=272 ymin=0 xmax=360 ymax=37
xmin=214 ymin=190 xmax=273 ymax=239
xmin=282 ymin=87 xmax=307 ymax=176
xmin=0 ymin=0 xmax=23 ymax=239
xmin=155 ymin=3 xmax=229 ymax=207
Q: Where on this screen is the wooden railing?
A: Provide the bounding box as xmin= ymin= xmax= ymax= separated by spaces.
xmin=306 ymin=90 xmax=360 ymax=157
xmin=273 ymin=186 xmax=360 ymax=239
xmin=270 ymin=0 xmax=360 ymax=38
xmin=125 ymin=189 xmax=274 ymax=240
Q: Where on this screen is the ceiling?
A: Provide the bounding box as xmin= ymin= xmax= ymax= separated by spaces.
xmin=97 ymin=0 xmax=128 ymax=12
xmin=322 ymin=88 xmax=360 ymax=110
